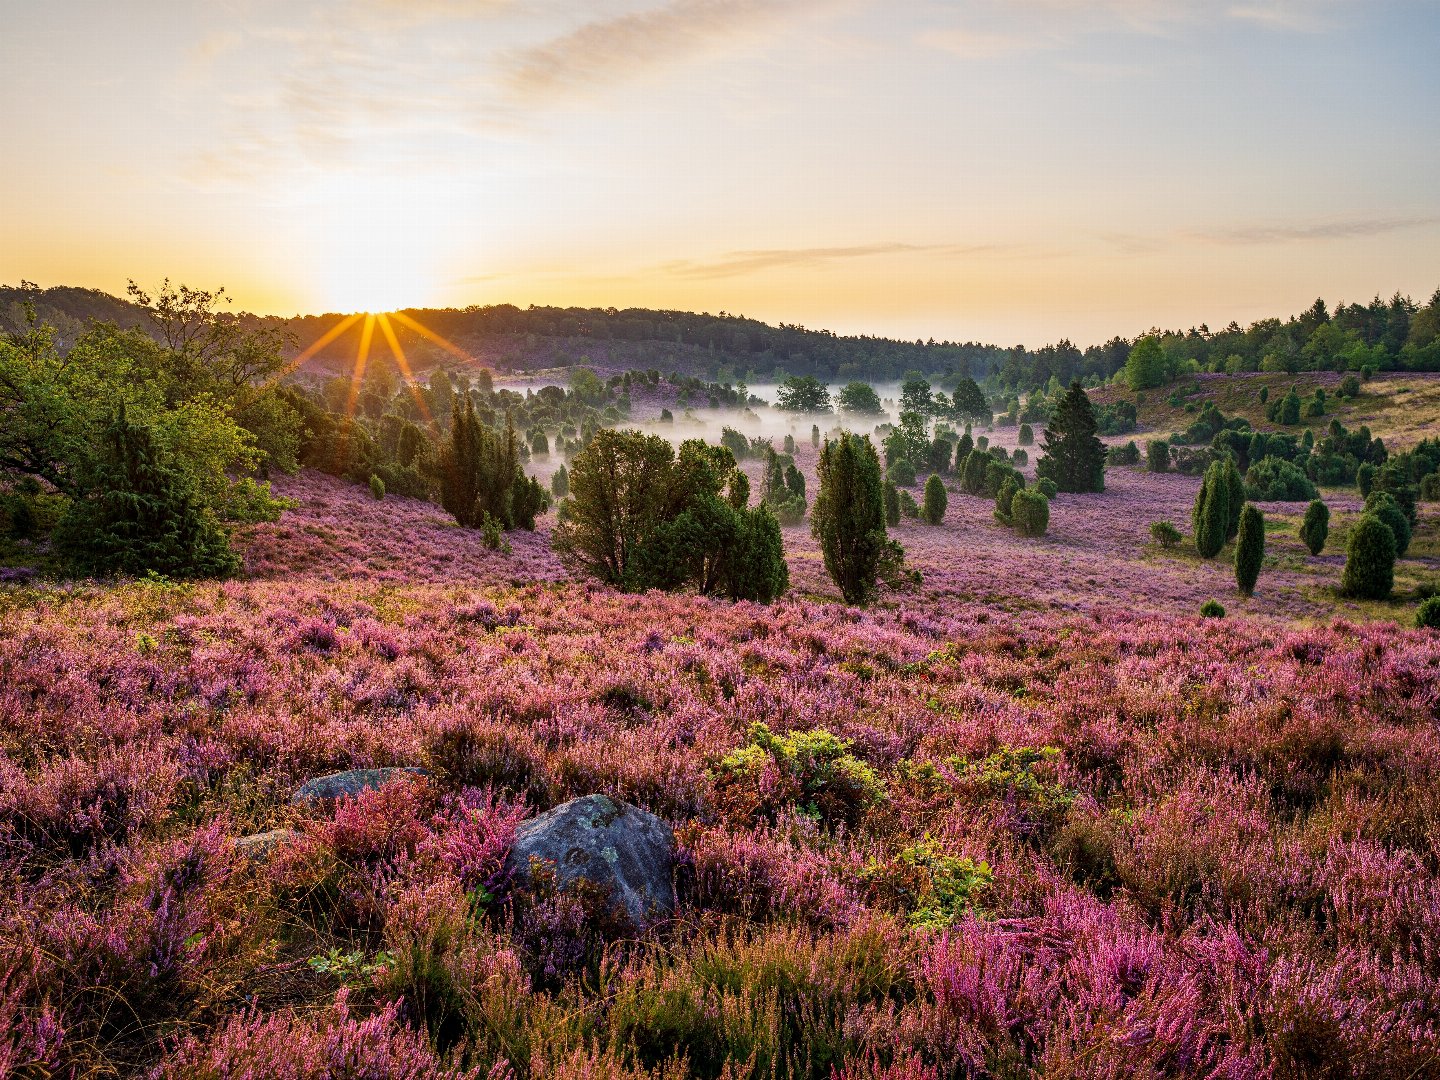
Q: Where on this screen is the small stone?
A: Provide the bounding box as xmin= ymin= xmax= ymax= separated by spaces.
xmin=291 ymin=767 xmax=429 ymax=807
xmin=505 ymin=794 xmax=675 ymax=928
xmin=234 ymin=828 xmax=299 ymax=860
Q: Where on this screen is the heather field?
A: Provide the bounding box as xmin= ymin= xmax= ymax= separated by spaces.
xmin=5 ymin=454 xmax=1440 ymax=1079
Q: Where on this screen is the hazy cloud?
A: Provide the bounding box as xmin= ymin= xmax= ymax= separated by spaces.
xmin=661 ymin=241 xmax=1007 ymax=279
xmin=1187 ymin=216 xmax=1440 ymax=245
xmin=502 ymin=0 xmax=845 ymax=104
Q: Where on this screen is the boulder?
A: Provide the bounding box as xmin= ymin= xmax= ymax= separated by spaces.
xmin=291 ymin=767 xmax=428 ymax=808
xmin=506 ymin=795 xmax=675 ymax=928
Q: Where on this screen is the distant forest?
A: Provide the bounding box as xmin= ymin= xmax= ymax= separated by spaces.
xmin=4 ymin=283 xmax=1438 ymax=394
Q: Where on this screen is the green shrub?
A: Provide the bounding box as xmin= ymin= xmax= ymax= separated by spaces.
xmin=1340 ymin=514 xmax=1396 ymax=599
xmin=1364 ymin=492 xmax=1411 ymax=557
xmin=1244 ymin=456 xmax=1317 ymax=501
xmin=1012 ymin=449 xmax=1028 ymax=466
xmin=994 ymin=477 xmax=1020 ymax=524
xmin=1200 ymin=599 xmax=1226 ymax=618
xmin=1146 ymin=440 xmax=1171 ymax=473
xmin=886 ymin=458 xmax=916 ymax=487
xmin=1421 ymin=473 xmax=1440 ymax=502
xmin=1339 ymin=374 xmax=1361 ymax=398
xmin=1357 ymin=462 xmax=1376 ymax=497
xmin=899 ymin=489 xmax=920 ymax=518
xmin=551 ymin=464 xmax=569 ymax=497
xmin=862 ymin=839 xmax=991 ymax=929
xmin=1036 ymin=476 xmax=1058 ymax=499
xmin=1106 ymin=440 xmax=1140 ymax=466
xmin=1011 ymin=489 xmax=1050 ymax=537
xmin=1018 ymin=423 xmax=1034 ymax=446
xmin=1416 ymin=596 xmax=1440 ymax=629
xmin=1299 ymin=499 xmax=1329 ymax=555
xmin=810 ymin=432 xmax=905 ymax=604
xmin=1234 ymin=504 xmax=1264 ymax=596
xmin=922 ymin=474 xmax=947 ymax=524
xmin=55 ymin=408 xmax=241 ymax=580
xmin=368 ymin=473 xmax=386 ymax=500
xmin=1150 ymin=521 xmax=1181 ymax=548
xmin=883 ymin=480 xmax=900 ymax=527
xmin=712 ymin=722 xmax=885 ymax=828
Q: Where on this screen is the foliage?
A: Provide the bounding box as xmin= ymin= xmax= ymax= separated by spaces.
xmin=863 ymin=839 xmax=992 ymax=929
xmin=886 ymin=458 xmax=917 ymax=487
xmin=1017 ymin=423 xmax=1034 ymax=446
xmin=811 ymin=432 xmax=905 ymax=605
xmin=922 ymin=475 xmax=947 ymax=525
xmin=368 ymin=473 xmax=385 ymax=500
xmin=1244 ymin=456 xmax=1318 ymax=501
xmin=1036 ymin=382 xmax=1105 ymax=493
xmin=1191 ymin=460 xmax=1230 ymax=559
xmin=1199 ymin=598 xmax=1226 ymax=617
xmin=1340 ymin=514 xmax=1396 ymax=599
xmin=1363 ymin=491 xmax=1411 ymax=557
xmin=1124 ymin=336 xmax=1170 ymax=390
xmin=1299 ymin=499 xmax=1330 ymax=556
xmin=775 ymin=375 xmax=832 ymax=413
xmin=1416 ymin=596 xmax=1440 ymax=629
xmin=883 ymin=480 xmax=900 ymax=526
xmin=712 ymin=722 xmax=885 ymax=828
xmin=1010 ymin=489 xmax=1050 ymax=537
xmin=1234 ymin=504 xmax=1264 ymax=596
xmin=1150 ymin=520 xmax=1181 ymax=548
xmin=437 ymin=401 xmax=543 ymax=531
xmin=1036 ymin=477 xmax=1058 ymax=499
xmin=836 ymin=381 xmax=883 ymax=415
xmin=551 ymin=464 xmax=569 ymax=497
xmin=53 ymin=407 xmax=244 ymax=579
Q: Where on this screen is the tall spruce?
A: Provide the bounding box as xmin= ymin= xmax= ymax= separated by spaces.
xmin=1192 ymin=461 xmax=1229 ymax=559
xmin=1234 ymin=504 xmax=1264 ymax=596
xmin=1036 ymin=381 xmax=1106 ymax=493
xmin=811 ymin=432 xmax=901 ymax=605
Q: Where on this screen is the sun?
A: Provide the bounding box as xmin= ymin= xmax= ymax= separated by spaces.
xmin=302 ymin=172 xmax=449 ymax=315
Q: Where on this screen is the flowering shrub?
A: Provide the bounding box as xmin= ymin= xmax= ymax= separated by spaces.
xmin=1 ymin=465 xmax=1439 ymax=1075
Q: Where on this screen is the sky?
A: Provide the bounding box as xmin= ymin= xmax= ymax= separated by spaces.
xmin=1 ymin=0 xmax=1437 ymax=346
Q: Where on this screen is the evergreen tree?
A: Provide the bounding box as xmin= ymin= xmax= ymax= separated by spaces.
xmin=1222 ymin=455 xmax=1245 ymax=540
xmin=1192 ymin=461 xmax=1229 ymax=559
xmin=55 ymin=407 xmax=240 ymax=579
xmin=883 ymin=480 xmax=900 ymax=527
xmin=1340 ymin=514 xmax=1396 ymax=599
xmin=1279 ymin=388 xmax=1302 ymax=425
xmin=922 ymin=474 xmax=947 ymax=524
xmin=1146 ymin=440 xmax=1170 ymax=473
xmin=960 ymin=450 xmax=989 ymax=495
xmin=1298 ymin=499 xmax=1329 ymax=555
xmin=811 ymin=433 xmax=902 ymax=605
xmin=1234 ymin=504 xmax=1264 ymax=596
xmin=811 ymin=424 xmax=820 ymax=447
xmin=1036 ymin=381 xmax=1105 ymax=493
xmin=1364 ymin=491 xmax=1411 ymax=557
xmin=1011 ymin=489 xmax=1050 ymax=537
xmin=1124 ymin=336 xmax=1168 ymax=390
xmin=1017 ymin=423 xmax=1034 ymax=447
xmin=551 ymin=464 xmax=569 ymax=497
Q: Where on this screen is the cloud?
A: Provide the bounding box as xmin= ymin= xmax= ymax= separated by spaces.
xmin=501 ymin=0 xmax=843 ymax=104
xmin=1186 ymin=216 xmax=1440 ymax=245
xmin=660 ymin=241 xmax=1007 ymax=279
xmin=918 ymin=26 xmax=1048 ymax=59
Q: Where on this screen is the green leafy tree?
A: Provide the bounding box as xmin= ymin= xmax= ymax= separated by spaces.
xmin=949 ymin=378 xmax=991 ymax=423
xmin=1234 ymin=504 xmax=1264 ymax=596
xmin=1192 ymin=461 xmax=1230 ymax=559
xmin=899 ymin=377 xmax=934 ymax=417
xmin=1340 ymin=513 xmax=1396 ymax=599
xmin=1036 ymin=382 xmax=1106 ymax=493
xmin=836 ymin=382 xmax=883 ymax=415
xmin=883 ymin=410 xmax=929 ymax=467
xmin=1298 ymin=499 xmax=1329 ymax=555
xmin=922 ymin=474 xmax=947 ymax=524
xmin=776 ymin=376 xmax=832 ymax=413
xmin=811 ymin=433 xmax=903 ymax=604
xmin=1124 ymin=336 xmax=1168 ymax=390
